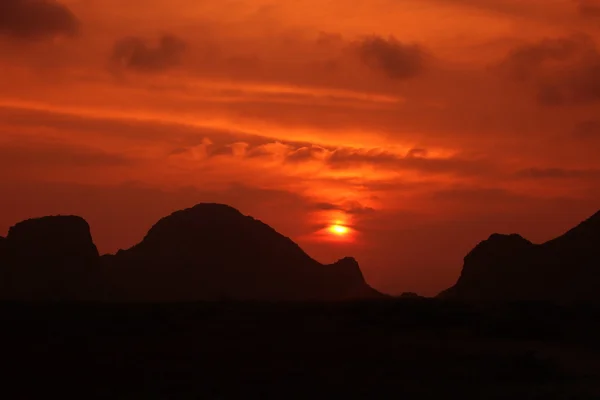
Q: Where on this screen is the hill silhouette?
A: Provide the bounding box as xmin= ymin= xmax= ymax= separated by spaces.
xmin=0 ymin=216 xmax=100 ymax=301
xmin=439 ymin=209 xmax=600 ymax=303
xmin=0 ymin=203 xmax=381 ymax=302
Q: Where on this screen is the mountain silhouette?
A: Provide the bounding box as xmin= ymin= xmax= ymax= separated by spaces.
xmin=0 ymin=216 xmax=100 ymax=301
xmin=0 ymin=203 xmax=381 ymax=301
xmin=439 ymin=210 xmax=600 ymax=303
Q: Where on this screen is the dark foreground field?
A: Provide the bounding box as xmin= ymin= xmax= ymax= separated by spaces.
xmin=2 ymin=299 xmax=600 ymax=399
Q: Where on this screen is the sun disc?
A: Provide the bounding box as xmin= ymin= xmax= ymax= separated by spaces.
xmin=329 ymin=224 xmax=349 ymax=236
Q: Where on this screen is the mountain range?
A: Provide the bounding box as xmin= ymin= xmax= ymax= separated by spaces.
xmin=0 ymin=203 xmax=381 ymax=302
xmin=0 ymin=203 xmax=599 ymax=303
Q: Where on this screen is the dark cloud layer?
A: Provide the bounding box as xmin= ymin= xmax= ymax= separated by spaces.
xmin=500 ymin=34 xmax=600 ymax=106
xmin=325 ymin=148 xmax=491 ymax=176
xmin=198 ymin=138 xmax=492 ymax=179
xmin=515 ymin=167 xmax=600 ymax=179
xmin=574 ymin=120 xmax=600 ymax=139
xmin=311 ymin=201 xmax=375 ymax=215
xmin=577 ymin=0 xmax=600 ymax=18
xmin=0 ymin=143 xmax=132 ymax=169
xmin=285 ymin=146 xmax=328 ymax=163
xmin=0 ymin=0 xmax=79 ymax=39
xmin=501 ymin=37 xmax=581 ymax=81
xmin=111 ymin=34 xmax=188 ymax=73
xmin=355 ymin=36 xmax=426 ymax=80
xmin=406 ymin=148 xmax=428 ymax=158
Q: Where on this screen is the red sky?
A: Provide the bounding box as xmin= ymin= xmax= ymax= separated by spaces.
xmin=1 ymin=0 xmax=600 ymax=296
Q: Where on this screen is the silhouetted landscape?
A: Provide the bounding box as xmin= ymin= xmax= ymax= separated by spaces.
xmin=440 ymin=210 xmax=600 ymax=303
xmin=4 ymin=0 xmax=600 ymax=397
xmin=2 ymin=204 xmax=600 ymax=397
xmin=0 ymin=203 xmax=381 ymax=302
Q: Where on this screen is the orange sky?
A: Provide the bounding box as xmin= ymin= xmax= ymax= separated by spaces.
xmin=1 ymin=0 xmax=600 ymax=295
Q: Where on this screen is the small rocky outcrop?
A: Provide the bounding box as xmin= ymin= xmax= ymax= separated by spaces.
xmin=324 ymin=257 xmax=383 ymax=299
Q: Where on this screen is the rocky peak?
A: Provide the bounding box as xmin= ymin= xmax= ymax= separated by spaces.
xmin=322 ymin=256 xmax=380 ymax=299
xmin=147 ymin=203 xmax=244 ymax=233
xmin=144 ymin=203 xmax=253 ymax=241
xmin=3 ymin=215 xmax=100 ymax=300
xmin=465 ymin=233 xmax=533 ymax=264
xmin=330 ymin=256 xmax=364 ymax=279
xmin=7 ymin=215 xmax=99 ymax=257
xmin=336 ymin=256 xmax=360 ymax=267
xmin=132 ymin=203 xmax=311 ymax=263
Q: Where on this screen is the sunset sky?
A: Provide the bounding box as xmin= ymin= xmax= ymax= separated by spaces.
xmin=1 ymin=0 xmax=600 ymax=295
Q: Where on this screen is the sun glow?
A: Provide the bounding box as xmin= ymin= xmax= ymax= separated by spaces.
xmin=328 ymin=223 xmax=350 ymax=236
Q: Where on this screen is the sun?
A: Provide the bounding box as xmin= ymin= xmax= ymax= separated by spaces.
xmin=328 ymin=223 xmax=350 ymax=236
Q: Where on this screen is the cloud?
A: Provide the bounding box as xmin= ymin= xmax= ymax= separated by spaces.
xmin=0 ymin=0 xmax=79 ymax=39
xmin=406 ymin=148 xmax=429 ymax=158
xmin=238 ymin=141 xmax=494 ymax=178
xmin=498 ymin=34 xmax=600 ymax=106
xmin=354 ymin=35 xmax=426 ymax=80
xmin=536 ymin=84 xmax=567 ymax=106
xmin=0 ymin=104 xmax=285 ymax=151
xmin=573 ymin=120 xmax=600 ymax=139
xmin=424 ymin=186 xmax=562 ymax=215
xmin=500 ymin=36 xmax=581 ymax=81
xmin=207 ymin=144 xmax=236 ymax=157
xmin=326 ymin=148 xmax=398 ymax=167
xmin=0 ymin=142 xmax=132 ymax=169
xmin=285 ymin=146 xmax=328 ymax=163
xmin=576 ymin=0 xmax=600 ymax=18
xmin=172 ymin=137 xmax=493 ymax=181
xmin=311 ymin=201 xmax=375 ymax=215
xmin=324 ymin=147 xmax=492 ymax=176
xmin=238 ymin=140 xmax=331 ymax=161
xmin=111 ymin=34 xmax=188 ymax=73
xmin=514 ymin=167 xmax=600 ymax=179
xmin=245 ymin=145 xmax=277 ymax=159
xmin=426 ymin=0 xmax=552 ymax=18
